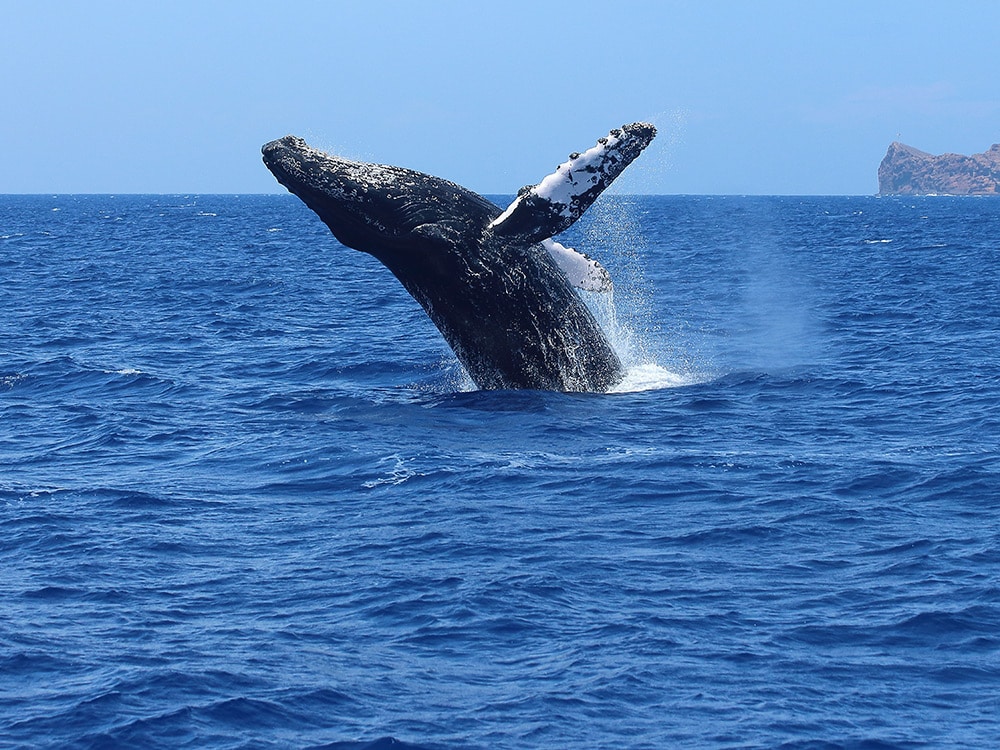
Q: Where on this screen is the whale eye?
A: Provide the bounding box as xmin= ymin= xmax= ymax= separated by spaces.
xmin=569 ymin=152 xmax=580 ymax=160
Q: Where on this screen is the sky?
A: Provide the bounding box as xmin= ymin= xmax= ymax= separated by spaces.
xmin=3 ymin=0 xmax=1000 ymax=195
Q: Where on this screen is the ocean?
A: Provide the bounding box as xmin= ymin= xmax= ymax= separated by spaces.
xmin=1 ymin=193 xmax=998 ymax=749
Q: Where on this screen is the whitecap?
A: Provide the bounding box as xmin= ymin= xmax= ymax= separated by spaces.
xmin=363 ymin=454 xmax=419 ymax=488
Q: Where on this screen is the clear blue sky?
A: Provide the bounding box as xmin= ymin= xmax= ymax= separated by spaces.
xmin=4 ymin=1 xmax=999 ymax=195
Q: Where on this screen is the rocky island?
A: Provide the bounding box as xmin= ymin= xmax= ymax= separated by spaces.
xmin=878 ymin=141 xmax=1000 ymax=195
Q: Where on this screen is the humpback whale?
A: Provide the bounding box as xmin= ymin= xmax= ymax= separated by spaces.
xmin=262 ymin=122 xmax=656 ymax=391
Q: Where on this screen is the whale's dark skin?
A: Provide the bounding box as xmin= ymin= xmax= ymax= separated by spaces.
xmin=262 ymin=123 xmax=655 ymax=391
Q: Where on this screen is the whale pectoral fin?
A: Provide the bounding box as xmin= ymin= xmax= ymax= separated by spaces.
xmin=489 ymin=122 xmax=656 ymax=245
xmin=542 ymin=239 xmax=612 ymax=293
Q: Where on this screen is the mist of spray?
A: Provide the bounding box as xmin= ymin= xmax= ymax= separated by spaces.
xmin=577 ymin=196 xmax=701 ymax=392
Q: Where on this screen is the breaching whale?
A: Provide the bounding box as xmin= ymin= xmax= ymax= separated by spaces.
xmin=262 ymin=122 xmax=656 ymax=391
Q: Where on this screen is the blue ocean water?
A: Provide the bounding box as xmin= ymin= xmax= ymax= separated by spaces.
xmin=1 ymin=193 xmax=999 ymax=749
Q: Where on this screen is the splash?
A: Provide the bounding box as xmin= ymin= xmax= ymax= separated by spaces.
xmin=604 ymin=109 xmax=688 ymax=196
xmin=611 ymin=363 xmax=694 ymax=392
xmin=582 ymin=288 xmax=700 ymax=392
xmin=575 ymin=189 xmax=708 ymax=393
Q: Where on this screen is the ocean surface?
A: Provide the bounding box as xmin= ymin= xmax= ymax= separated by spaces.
xmin=2 ymin=193 xmax=998 ymax=749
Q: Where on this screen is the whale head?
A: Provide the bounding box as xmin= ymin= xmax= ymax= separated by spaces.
xmin=262 ymin=136 xmax=499 ymax=259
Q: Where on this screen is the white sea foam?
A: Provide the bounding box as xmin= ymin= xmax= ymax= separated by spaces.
xmin=363 ymin=454 xmax=419 ymax=488
xmin=1 ymin=374 xmax=25 ymax=390
xmin=610 ymin=363 xmax=693 ymax=392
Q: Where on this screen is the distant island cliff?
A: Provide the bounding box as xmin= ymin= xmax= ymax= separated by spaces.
xmin=878 ymin=141 xmax=1000 ymax=195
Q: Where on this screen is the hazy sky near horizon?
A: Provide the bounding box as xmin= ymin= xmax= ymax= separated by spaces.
xmin=4 ymin=1 xmax=1000 ymax=195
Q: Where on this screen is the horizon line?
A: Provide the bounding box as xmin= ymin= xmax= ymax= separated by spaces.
xmin=1 ymin=191 xmax=912 ymax=198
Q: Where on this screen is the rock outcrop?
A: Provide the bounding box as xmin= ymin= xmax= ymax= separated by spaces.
xmin=878 ymin=142 xmax=1000 ymax=195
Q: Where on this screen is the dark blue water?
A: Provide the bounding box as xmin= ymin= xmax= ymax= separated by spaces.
xmin=2 ymin=194 xmax=998 ymax=749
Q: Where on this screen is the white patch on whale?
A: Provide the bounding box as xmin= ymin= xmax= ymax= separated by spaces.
xmin=490 ymin=129 xmax=633 ymax=229
xmin=541 ymin=238 xmax=612 ymax=293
